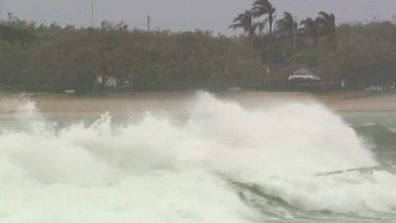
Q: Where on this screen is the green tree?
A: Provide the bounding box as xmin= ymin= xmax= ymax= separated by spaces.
xmin=276 ymin=12 xmax=297 ymax=49
xmin=316 ymin=11 xmax=337 ymax=48
xmin=299 ymin=17 xmax=319 ymax=47
xmin=229 ymin=11 xmax=257 ymax=37
xmin=252 ymin=0 xmax=276 ymax=34
xmin=0 ymin=24 xmax=34 ymax=44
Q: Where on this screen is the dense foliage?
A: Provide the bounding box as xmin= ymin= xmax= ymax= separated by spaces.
xmin=1 ymin=2 xmax=396 ymax=93
xmin=231 ymin=0 xmax=396 ymax=90
xmin=0 ymin=21 xmax=263 ymax=93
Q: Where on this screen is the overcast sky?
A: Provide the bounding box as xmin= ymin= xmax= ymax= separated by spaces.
xmin=2 ymin=0 xmax=396 ymax=35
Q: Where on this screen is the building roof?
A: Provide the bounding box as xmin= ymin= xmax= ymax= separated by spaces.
xmin=288 ymin=69 xmax=321 ymax=81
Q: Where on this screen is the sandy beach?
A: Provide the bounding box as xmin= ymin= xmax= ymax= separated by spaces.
xmin=0 ymin=92 xmax=396 ymax=120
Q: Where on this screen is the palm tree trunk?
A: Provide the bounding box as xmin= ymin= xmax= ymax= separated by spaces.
xmin=269 ymin=15 xmax=273 ymax=34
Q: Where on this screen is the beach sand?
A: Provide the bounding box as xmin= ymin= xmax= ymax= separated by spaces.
xmin=0 ymin=92 xmax=395 ymax=120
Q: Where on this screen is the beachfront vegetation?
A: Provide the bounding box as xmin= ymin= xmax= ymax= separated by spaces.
xmin=1 ymin=0 xmax=396 ymax=94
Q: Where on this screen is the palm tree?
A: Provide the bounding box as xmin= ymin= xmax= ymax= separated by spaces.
xmin=276 ymin=12 xmax=297 ymax=49
xmin=251 ymin=0 xmax=276 ymax=34
xmin=315 ymin=11 xmax=337 ymax=48
xmin=229 ymin=11 xmax=257 ymax=37
xmin=300 ymin=17 xmax=319 ymax=47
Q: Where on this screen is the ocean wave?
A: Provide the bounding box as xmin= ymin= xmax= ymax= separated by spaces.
xmin=0 ymin=92 xmax=395 ymax=223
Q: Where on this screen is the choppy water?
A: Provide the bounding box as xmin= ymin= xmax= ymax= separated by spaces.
xmin=1 ymin=92 xmax=396 ymax=223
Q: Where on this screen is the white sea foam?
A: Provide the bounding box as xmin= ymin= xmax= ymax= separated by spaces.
xmin=0 ymin=92 xmax=395 ymax=223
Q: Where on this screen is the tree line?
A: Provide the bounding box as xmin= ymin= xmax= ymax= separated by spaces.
xmin=0 ymin=2 xmax=396 ymax=94
xmin=229 ymin=0 xmax=396 ymax=90
xmin=0 ymin=20 xmax=263 ymax=93
xmin=230 ymin=0 xmax=338 ymax=65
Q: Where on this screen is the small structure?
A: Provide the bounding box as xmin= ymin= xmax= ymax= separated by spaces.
xmin=93 ymin=74 xmax=135 ymax=95
xmin=288 ymin=69 xmax=322 ymax=92
xmin=64 ymin=89 xmax=76 ymax=94
xmin=288 ymin=69 xmax=321 ymax=81
xmin=92 ymin=75 xmax=118 ymax=95
xmin=95 ymin=76 xmax=118 ymax=88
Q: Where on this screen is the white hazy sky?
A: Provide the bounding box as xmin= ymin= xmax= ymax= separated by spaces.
xmin=2 ymin=0 xmax=396 ymax=35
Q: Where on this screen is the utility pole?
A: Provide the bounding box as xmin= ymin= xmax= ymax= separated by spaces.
xmin=7 ymin=12 xmax=12 ymax=23
xmin=91 ymin=0 xmax=94 ymax=28
xmin=147 ymin=15 xmax=151 ymax=31
xmin=0 ymin=0 xmax=3 ymax=22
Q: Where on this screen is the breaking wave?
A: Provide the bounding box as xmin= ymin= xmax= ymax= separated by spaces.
xmin=0 ymin=92 xmax=395 ymax=223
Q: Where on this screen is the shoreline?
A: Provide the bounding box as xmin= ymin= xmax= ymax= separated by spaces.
xmin=0 ymin=91 xmax=395 ymax=120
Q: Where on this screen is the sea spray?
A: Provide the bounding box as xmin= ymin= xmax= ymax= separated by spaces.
xmin=0 ymin=92 xmax=395 ymax=223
